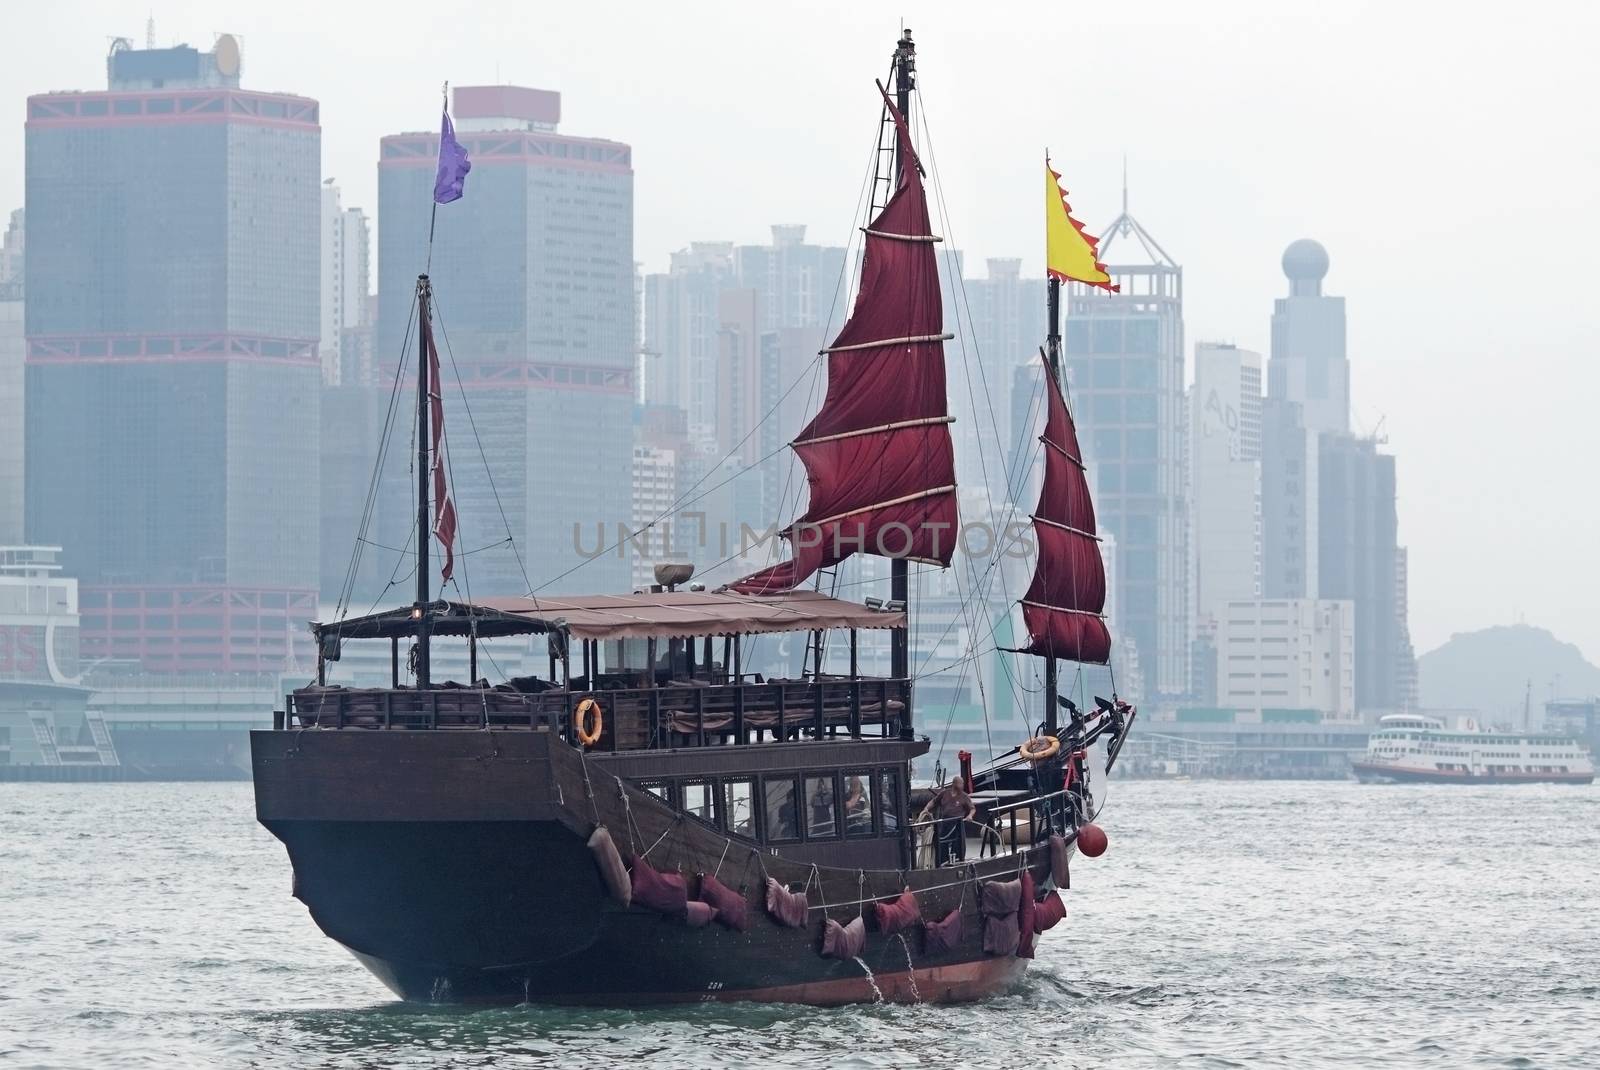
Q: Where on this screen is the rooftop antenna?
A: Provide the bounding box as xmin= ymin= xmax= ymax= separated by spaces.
xmin=1121 ymin=153 xmax=1128 ymax=215
xmin=146 ymin=13 xmax=155 ymax=49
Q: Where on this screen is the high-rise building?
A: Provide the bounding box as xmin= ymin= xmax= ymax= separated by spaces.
xmin=319 ymin=181 xmax=371 ymax=387
xmin=1063 ymin=204 xmax=1189 ymax=699
xmin=641 ymin=242 xmax=734 ymax=438
xmin=377 ymin=85 xmax=634 ymax=599
xmin=1394 ymin=546 xmax=1419 ymax=710
xmin=1261 ymin=397 xmax=1319 ymax=599
xmin=733 ymin=224 xmax=848 ymax=335
xmin=1190 ymin=343 xmax=1262 ymax=627
xmin=1318 ymin=431 xmax=1399 ymax=711
xmin=24 ymin=37 xmax=320 ymax=674
xmin=1269 ymin=239 xmax=1348 ymax=435
xmin=1216 ymin=598 xmax=1355 ymax=721
xmin=958 ymin=258 xmax=1046 ymax=493
xmin=1 ymin=212 xmax=22 ymax=545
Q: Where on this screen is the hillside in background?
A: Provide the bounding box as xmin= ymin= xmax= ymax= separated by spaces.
xmin=1418 ymin=624 xmax=1600 ymax=723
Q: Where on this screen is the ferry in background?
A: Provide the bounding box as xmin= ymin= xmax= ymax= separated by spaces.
xmin=1352 ymin=714 xmax=1595 ymax=785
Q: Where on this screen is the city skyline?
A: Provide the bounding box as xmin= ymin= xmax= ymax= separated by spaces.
xmin=2 ymin=1 xmax=1596 ymax=664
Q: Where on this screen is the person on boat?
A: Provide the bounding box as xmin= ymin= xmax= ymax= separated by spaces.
xmin=843 ymin=775 xmax=871 ymax=831
xmin=917 ymin=778 xmax=976 ymax=865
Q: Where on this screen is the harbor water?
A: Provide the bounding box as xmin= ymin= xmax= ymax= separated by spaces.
xmin=2 ymin=779 xmax=1596 ymax=1068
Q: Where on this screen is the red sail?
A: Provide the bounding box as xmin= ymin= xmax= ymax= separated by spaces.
xmin=1020 ymin=349 xmax=1110 ymax=663
xmin=728 ymin=95 xmax=957 ymax=595
xmin=422 ymin=316 xmax=458 ymax=585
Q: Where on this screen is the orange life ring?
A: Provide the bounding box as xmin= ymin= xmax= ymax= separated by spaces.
xmin=1019 ymin=735 xmax=1061 ymax=763
xmin=575 ymin=696 xmax=604 ymax=747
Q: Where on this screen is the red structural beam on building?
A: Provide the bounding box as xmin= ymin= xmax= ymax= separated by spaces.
xmin=25 ymin=333 xmax=320 ymax=366
xmin=378 ymin=132 xmax=631 ymax=175
xmin=26 ymin=90 xmax=319 ymax=130
xmin=369 ymin=358 xmax=635 ymax=396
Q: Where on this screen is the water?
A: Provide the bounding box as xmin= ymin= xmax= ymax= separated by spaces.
xmin=3 ymin=780 xmax=1597 ymax=1068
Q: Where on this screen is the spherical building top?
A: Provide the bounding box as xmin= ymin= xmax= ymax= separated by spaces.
xmin=1282 ymin=238 xmax=1329 ymax=285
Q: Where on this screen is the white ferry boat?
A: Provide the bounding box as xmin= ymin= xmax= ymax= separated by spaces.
xmin=1352 ymin=714 xmax=1596 ymax=785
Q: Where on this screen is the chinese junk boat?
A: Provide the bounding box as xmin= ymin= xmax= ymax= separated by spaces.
xmin=251 ymin=30 xmax=1135 ymax=1006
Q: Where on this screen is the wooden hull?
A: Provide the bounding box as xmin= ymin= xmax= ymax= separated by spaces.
xmin=252 ymin=728 xmax=1054 ymax=1006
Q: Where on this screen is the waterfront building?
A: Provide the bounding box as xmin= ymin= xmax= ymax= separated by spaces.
xmin=1190 ymin=343 xmax=1262 ymax=627
xmin=1062 ymin=202 xmax=1189 ymax=698
xmin=24 ymin=37 xmax=320 ymax=674
xmin=1216 ymin=597 xmax=1356 ymax=722
xmin=377 ymin=85 xmax=634 ymax=599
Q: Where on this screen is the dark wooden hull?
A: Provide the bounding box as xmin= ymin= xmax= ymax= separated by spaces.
xmin=252 ymin=728 xmax=1054 ymax=1006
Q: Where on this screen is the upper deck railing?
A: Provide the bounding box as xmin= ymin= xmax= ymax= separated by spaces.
xmin=282 ymin=675 xmax=911 ymax=752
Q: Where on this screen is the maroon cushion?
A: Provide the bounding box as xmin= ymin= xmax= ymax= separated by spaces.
xmin=924 ymin=908 xmax=963 ymax=954
xmin=764 ymin=877 xmax=810 ymax=928
xmin=697 ymin=873 xmax=749 ymax=931
xmin=630 ymin=856 xmax=688 ymax=916
xmin=821 ymin=916 xmax=866 ymax=960
xmin=983 ymin=913 xmax=1021 ymax=956
xmin=872 ymin=888 xmax=922 ymax=934
xmin=1049 ymin=833 xmax=1071 ymax=889
xmin=981 ymin=878 xmax=1022 ymax=917
xmin=1017 ymin=870 xmax=1037 ymax=959
xmin=1033 ymin=890 xmax=1066 ymax=933
xmin=684 ymin=900 xmax=716 ymax=927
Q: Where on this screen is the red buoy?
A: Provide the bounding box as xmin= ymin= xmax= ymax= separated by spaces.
xmin=1077 ymin=822 xmax=1108 ymax=858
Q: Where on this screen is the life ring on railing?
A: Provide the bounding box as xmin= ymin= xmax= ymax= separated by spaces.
xmin=575 ymin=697 xmax=604 ymax=747
xmin=1019 ymin=735 xmax=1061 ymax=763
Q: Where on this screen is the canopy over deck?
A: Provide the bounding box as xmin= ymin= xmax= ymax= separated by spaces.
xmin=313 ymin=591 xmax=907 ymax=644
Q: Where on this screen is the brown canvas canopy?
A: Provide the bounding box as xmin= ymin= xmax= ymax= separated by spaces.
xmin=312 ymin=590 xmax=906 ymax=644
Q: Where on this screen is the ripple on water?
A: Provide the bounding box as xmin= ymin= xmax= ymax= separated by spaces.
xmin=2 ymin=780 xmax=1599 ymax=1069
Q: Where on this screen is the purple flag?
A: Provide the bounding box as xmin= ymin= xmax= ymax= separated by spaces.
xmin=433 ymin=109 xmax=471 ymax=204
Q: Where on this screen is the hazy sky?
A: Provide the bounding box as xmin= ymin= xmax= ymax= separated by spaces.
xmin=6 ymin=1 xmax=1598 ymax=664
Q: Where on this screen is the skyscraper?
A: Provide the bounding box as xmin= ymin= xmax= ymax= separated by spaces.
xmin=1063 ymin=204 xmax=1189 ymax=699
xmin=24 ymin=37 xmax=320 ymax=674
xmin=1 ymin=209 xmax=22 ymax=545
xmin=377 ymin=85 xmax=634 ymax=599
xmin=319 ymin=181 xmax=371 ymax=387
xmin=964 ymin=258 xmax=1046 ymax=495
xmin=1269 ymin=239 xmax=1349 ymax=435
xmin=1318 ymin=431 xmax=1399 ymax=711
xmin=1190 ymin=342 xmax=1262 ymax=641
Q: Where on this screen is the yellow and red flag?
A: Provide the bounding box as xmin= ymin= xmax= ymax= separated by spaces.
xmin=1045 ymin=159 xmax=1117 ymax=292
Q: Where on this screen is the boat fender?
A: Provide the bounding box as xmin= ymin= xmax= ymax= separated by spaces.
xmin=821 ymin=916 xmax=866 ymax=960
xmin=923 ymin=908 xmax=963 ymax=954
xmin=587 ymin=826 xmax=631 ymax=907
xmin=1019 ymin=735 xmax=1061 ymax=763
xmin=980 ymin=879 xmax=1022 ymax=957
xmin=1076 ymin=822 xmax=1108 ymax=858
xmin=1048 ymin=833 xmax=1071 ymax=889
xmin=697 ymin=873 xmax=750 ymax=931
xmin=764 ymin=877 xmax=809 ymax=928
xmin=684 ymin=900 xmax=717 ymax=927
xmin=1016 ymin=870 xmax=1037 ymax=959
xmin=630 ymin=855 xmax=688 ymax=917
xmin=575 ymin=697 xmax=604 ymax=748
xmin=1032 ymin=890 xmax=1066 ymax=934
xmin=872 ymin=888 xmax=921 ymax=934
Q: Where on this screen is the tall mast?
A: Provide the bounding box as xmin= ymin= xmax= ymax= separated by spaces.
xmin=415 ymin=273 xmax=432 ymax=688
xmin=1043 ymin=275 xmax=1061 ymax=732
xmin=890 ymin=27 xmax=915 ymax=685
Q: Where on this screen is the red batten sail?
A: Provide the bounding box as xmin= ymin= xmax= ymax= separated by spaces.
xmin=728 ymin=94 xmax=957 ymax=595
xmin=1020 ymin=349 xmax=1110 ymax=663
xmin=422 ymin=316 xmax=458 ymax=585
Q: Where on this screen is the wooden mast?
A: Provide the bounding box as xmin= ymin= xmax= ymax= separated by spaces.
xmin=889 ymin=28 xmax=915 ymax=689
xmin=1043 ymin=276 xmax=1061 ymax=733
xmin=415 ymin=274 xmax=432 ymax=689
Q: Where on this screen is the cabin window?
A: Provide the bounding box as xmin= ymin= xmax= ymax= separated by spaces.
xmin=723 ymin=778 xmax=756 ymax=838
xmin=639 ymin=780 xmax=671 ymax=806
xmin=763 ymin=776 xmax=800 ymax=841
xmin=878 ymin=769 xmax=902 ymax=833
xmin=805 ymin=775 xmax=837 ymax=839
xmin=842 ymin=771 xmax=874 ymax=837
xmin=682 ymin=780 xmax=716 ymax=825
